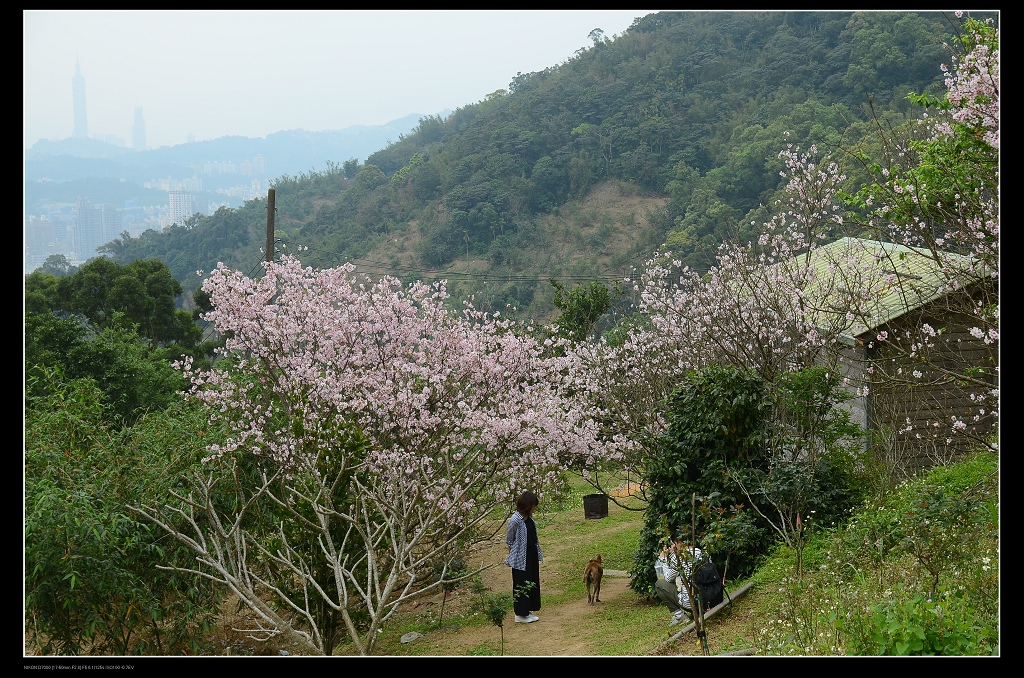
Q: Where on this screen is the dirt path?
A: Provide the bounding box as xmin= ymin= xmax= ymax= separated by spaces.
xmin=198 ymin=493 xmax=760 ymax=657
xmin=386 ymin=526 xmax=761 ymax=657
xmin=390 ymin=534 xmax=639 ymax=656
xmin=443 ymin=575 xmax=633 ymax=657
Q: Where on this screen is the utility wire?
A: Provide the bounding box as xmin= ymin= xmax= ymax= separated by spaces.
xmin=276 ymin=237 xmax=635 ymax=285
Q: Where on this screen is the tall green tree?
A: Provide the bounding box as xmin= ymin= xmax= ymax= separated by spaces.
xmin=549 ymin=279 xmax=620 ymax=345
xmin=25 ymin=313 xmax=186 ymax=426
xmin=46 ymin=258 xmax=192 ymax=348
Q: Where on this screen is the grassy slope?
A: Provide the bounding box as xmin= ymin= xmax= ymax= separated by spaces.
xmin=340 ymin=450 xmax=999 ymax=656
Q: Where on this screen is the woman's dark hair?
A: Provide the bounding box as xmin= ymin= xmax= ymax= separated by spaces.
xmin=673 ymin=527 xmax=691 ymax=543
xmin=516 ymin=491 xmax=539 ymax=515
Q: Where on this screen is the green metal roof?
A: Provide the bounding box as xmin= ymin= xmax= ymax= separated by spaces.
xmin=792 ymin=237 xmax=984 ymax=345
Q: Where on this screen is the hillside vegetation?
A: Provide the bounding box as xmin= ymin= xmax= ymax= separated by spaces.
xmin=98 ymin=10 xmax=984 ymax=320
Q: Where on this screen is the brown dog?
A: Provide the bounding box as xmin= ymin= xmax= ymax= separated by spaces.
xmin=584 ymin=555 xmax=603 ymax=605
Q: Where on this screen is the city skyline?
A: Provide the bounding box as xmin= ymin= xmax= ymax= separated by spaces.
xmin=24 ymin=10 xmax=652 ymax=151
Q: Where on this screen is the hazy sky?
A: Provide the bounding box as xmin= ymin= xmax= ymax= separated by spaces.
xmin=23 ymin=10 xmax=654 ymax=151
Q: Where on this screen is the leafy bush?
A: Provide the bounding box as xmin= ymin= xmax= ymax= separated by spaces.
xmin=25 ymin=378 xmax=221 ymax=655
xmin=25 ymin=313 xmax=187 ymax=427
xmin=631 ymin=364 xmax=773 ymax=597
xmin=841 ymin=588 xmax=998 ymax=655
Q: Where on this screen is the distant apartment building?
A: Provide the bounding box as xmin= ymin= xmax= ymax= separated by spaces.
xmin=25 ymin=208 xmax=77 ymax=272
xmin=74 ymin=196 xmax=122 ymax=260
xmin=201 ymin=160 xmax=239 ymax=175
xmin=240 ymin=154 xmax=267 ymax=177
xmin=145 ymin=176 xmax=203 ymax=192
xmin=24 ymin=216 xmax=58 ymax=273
xmin=121 ymin=198 xmax=158 ymax=238
xmin=168 ymin=190 xmax=194 ymax=227
xmin=199 ymin=156 xmax=267 ymax=178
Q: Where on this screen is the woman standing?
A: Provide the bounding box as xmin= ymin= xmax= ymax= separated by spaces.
xmin=505 ymin=491 xmax=543 ymax=623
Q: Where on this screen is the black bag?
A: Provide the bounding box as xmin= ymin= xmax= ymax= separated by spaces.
xmin=693 ymin=558 xmax=724 ymax=610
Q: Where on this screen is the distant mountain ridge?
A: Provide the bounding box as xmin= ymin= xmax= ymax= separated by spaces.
xmin=24 ymin=112 xmax=435 ymax=185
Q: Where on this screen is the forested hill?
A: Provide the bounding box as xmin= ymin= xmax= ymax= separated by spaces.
xmin=100 ymin=10 xmax=984 ymax=320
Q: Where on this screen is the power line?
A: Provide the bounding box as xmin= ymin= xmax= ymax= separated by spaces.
xmin=276 ymin=237 xmax=632 ymax=285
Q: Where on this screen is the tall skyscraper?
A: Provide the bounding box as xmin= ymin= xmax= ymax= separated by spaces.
xmin=72 ymin=59 xmax=88 ymax=139
xmin=132 ymin=107 xmax=146 ymax=151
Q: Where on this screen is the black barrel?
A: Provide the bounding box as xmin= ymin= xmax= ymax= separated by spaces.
xmin=583 ymin=493 xmax=609 ymax=519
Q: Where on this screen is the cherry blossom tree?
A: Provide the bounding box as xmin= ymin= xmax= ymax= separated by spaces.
xmin=837 ymin=12 xmax=998 ymax=464
xmin=566 ymin=12 xmax=997 ymax=499
xmin=557 ymin=323 xmax=679 ymax=507
xmin=134 ymin=255 xmax=619 ymax=655
xmin=562 ymin=141 xmax=855 ymax=505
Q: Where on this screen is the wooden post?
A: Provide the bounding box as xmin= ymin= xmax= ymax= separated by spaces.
xmin=266 ymin=188 xmax=275 ymax=262
xmin=691 ymin=492 xmax=709 ymax=655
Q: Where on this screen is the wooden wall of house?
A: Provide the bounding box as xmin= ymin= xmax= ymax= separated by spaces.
xmin=852 ymin=294 xmax=998 ymax=479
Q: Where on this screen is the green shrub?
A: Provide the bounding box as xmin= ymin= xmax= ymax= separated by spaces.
xmin=631 ymin=364 xmax=870 ymax=594
xmin=754 ymin=450 xmax=998 ymax=656
xmin=25 ymin=378 xmax=221 ymax=655
xmin=840 ymin=588 xmax=998 ymax=655
xmin=631 ymin=364 xmax=773 ymax=598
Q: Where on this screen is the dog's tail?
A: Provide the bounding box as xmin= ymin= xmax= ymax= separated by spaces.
xmin=584 ymin=555 xmax=602 ymax=584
